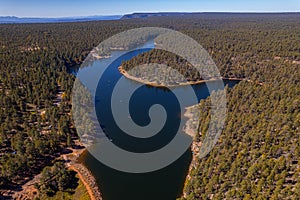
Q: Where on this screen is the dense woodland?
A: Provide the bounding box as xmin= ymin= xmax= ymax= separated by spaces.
xmin=0 ymin=13 xmax=299 ymax=199
xmin=181 ymin=62 xmax=299 ymax=199
xmin=122 ymin=50 xmax=203 ymax=85
xmin=0 ymin=21 xmax=141 ymax=197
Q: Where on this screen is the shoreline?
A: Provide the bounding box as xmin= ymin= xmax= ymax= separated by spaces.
xmin=182 ymin=106 xmax=202 ymax=198
xmin=69 ymin=163 xmax=102 ymax=200
xmin=12 ymin=141 xmax=102 ymax=200
xmin=118 ymin=66 xmax=247 ymax=87
xmin=63 ymin=141 xmax=102 ymax=200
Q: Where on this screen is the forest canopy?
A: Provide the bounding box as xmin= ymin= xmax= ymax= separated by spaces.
xmin=0 ymin=13 xmax=299 ymax=199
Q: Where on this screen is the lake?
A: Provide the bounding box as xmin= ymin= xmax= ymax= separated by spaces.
xmin=73 ymin=41 xmax=239 ymax=200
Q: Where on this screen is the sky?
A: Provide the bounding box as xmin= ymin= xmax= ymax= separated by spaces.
xmin=0 ymin=0 xmax=299 ymax=18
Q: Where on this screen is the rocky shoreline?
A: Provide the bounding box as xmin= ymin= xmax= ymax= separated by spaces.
xmin=11 ymin=141 xmax=102 ymax=200
xmin=69 ymin=163 xmax=102 ymax=200
xmin=118 ymin=66 xmax=248 ymax=88
xmin=63 ymin=141 xmax=102 ymax=200
xmin=118 ymin=66 xmax=227 ymax=88
xmin=182 ymin=106 xmax=202 ymax=198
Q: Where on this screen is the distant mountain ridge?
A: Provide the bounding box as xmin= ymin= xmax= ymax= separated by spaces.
xmin=1 ymin=12 xmax=299 ymax=23
xmin=0 ymin=15 xmax=122 ymax=23
xmin=121 ymin=12 xmax=192 ymax=19
xmin=121 ymin=12 xmax=300 ymax=19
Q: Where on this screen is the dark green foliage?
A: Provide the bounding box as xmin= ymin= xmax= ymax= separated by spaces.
xmin=183 ymin=63 xmax=300 ymax=199
xmin=122 ymin=49 xmax=202 ymax=83
xmin=36 ymin=162 xmax=78 ymax=196
xmin=0 ymin=13 xmax=299 ymax=199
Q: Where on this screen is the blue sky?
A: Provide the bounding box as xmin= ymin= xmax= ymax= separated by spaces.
xmin=0 ymin=0 xmax=299 ymax=17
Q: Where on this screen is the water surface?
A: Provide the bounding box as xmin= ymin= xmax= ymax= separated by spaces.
xmin=75 ymin=42 xmax=239 ymax=200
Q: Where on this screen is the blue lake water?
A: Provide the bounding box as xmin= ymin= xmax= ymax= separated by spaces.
xmin=74 ymin=42 xmax=239 ymax=200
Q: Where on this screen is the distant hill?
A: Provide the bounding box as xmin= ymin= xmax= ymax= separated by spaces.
xmin=2 ymin=12 xmax=299 ymax=23
xmin=121 ymin=12 xmax=300 ymax=19
xmin=0 ymin=15 xmax=122 ymax=24
xmin=121 ymin=12 xmax=192 ymax=19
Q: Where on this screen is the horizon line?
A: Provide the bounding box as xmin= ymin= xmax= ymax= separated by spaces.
xmin=1 ymin=11 xmax=300 ymax=18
